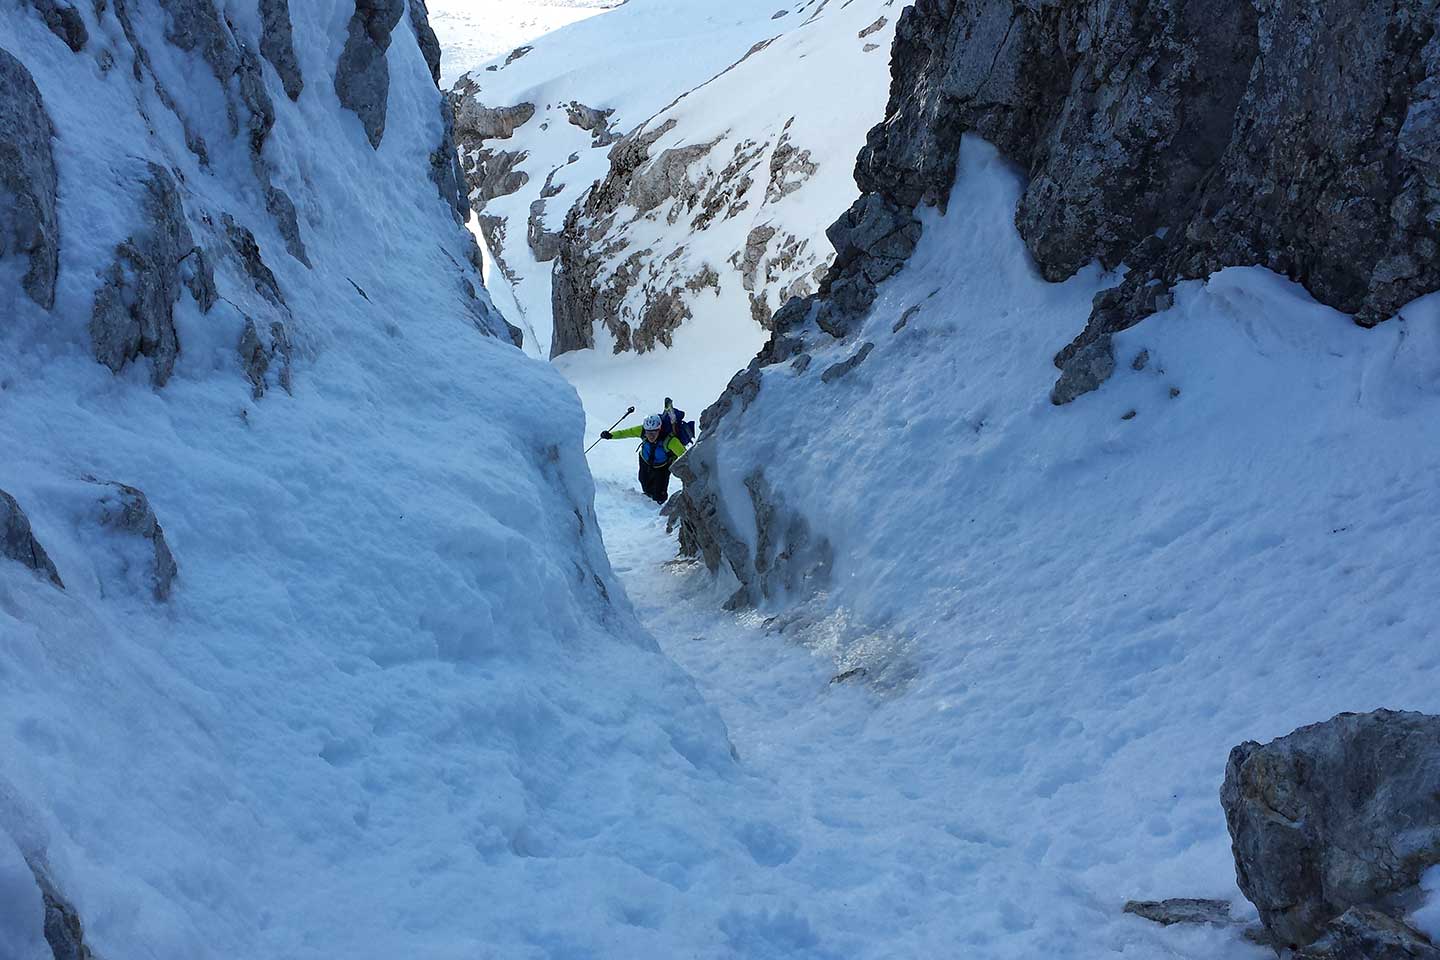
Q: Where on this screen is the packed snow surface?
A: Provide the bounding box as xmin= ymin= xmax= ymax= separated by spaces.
xmin=5 ymin=0 xmax=1439 ymax=954
xmin=566 ymin=136 xmax=1440 ymax=957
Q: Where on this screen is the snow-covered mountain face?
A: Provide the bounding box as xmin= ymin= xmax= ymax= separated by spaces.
xmin=0 ymin=3 xmax=756 ymax=955
xmin=448 ymin=0 xmax=899 ymax=359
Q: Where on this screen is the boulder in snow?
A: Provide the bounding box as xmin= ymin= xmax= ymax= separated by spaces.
xmin=1222 ymin=709 xmax=1440 ymax=949
xmin=90 ymin=163 xmax=209 ymax=386
xmin=0 ymin=490 xmax=63 ymax=588
xmin=86 ymin=479 xmax=179 ymax=602
xmin=1122 ymin=898 xmax=1235 ymax=927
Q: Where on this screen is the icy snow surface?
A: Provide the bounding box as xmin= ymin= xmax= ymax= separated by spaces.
xmin=565 ymin=136 xmax=1440 ymax=957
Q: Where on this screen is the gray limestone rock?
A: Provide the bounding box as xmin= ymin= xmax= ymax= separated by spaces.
xmin=1050 ymin=336 xmax=1115 ymax=406
xmin=238 ymin=316 xmax=293 ymax=399
xmin=28 ymin=858 xmax=95 ymax=960
xmin=27 ymin=0 xmax=88 ymax=52
xmin=627 ymin=139 xmax=717 ymax=214
xmin=819 ymin=341 xmax=874 ymax=383
xmin=527 ymin=197 xmax=561 ymax=262
xmin=261 ymin=180 xmax=310 ymax=266
xmin=0 ymin=48 xmax=60 ymax=311
xmin=335 ymin=0 xmax=406 ymax=149
xmin=259 ymin=0 xmax=303 ymax=101
xmin=453 ymin=96 xmax=535 ymax=143
xmin=564 ymin=101 xmax=619 ymax=146
xmin=1122 ymin=898 xmax=1235 ymax=927
xmin=408 ymin=0 xmax=442 ymax=87
xmin=665 ymin=453 xmax=831 ymax=607
xmin=90 ymin=163 xmax=208 ymax=386
xmin=765 ymin=124 xmax=817 ymax=204
xmin=470 ymin=148 xmax=529 ymax=204
xmin=430 ymin=94 xmax=471 ymax=223
xmin=222 ymin=214 xmax=285 ymax=305
xmin=0 ymin=489 xmax=63 ymax=588
xmin=1295 ymin=908 xmax=1440 ymax=960
xmin=1222 ymin=710 xmax=1440 ymax=949
xmin=88 ymin=478 xmax=178 ymax=601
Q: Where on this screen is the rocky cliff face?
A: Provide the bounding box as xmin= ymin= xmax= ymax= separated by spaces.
xmin=763 ymin=0 xmax=1440 ymax=398
xmin=672 ymin=0 xmax=1440 ymax=604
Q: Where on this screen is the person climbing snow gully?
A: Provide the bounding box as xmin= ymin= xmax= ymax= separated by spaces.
xmin=597 ymin=398 xmax=695 ymax=504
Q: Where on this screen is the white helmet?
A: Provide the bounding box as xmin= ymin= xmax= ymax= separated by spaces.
xmin=643 ymin=414 xmax=662 ymax=431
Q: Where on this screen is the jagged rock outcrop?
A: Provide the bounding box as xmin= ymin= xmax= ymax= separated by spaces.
xmin=29 ymin=857 xmax=96 ymax=960
xmin=429 ymin=94 xmax=471 ymax=223
xmin=408 ymin=0 xmax=442 ymax=86
xmin=90 ymin=163 xmax=215 ymax=386
xmin=27 ymin=0 xmax=87 ymax=52
xmin=565 ymin=101 xmax=619 ymax=146
xmin=108 ymin=0 xmax=311 ymax=265
xmin=335 ymin=0 xmax=406 ymax=149
xmin=1 ymin=490 xmax=63 ymax=588
xmin=667 ymin=453 xmax=832 ymax=608
xmin=87 ymin=478 xmax=178 ymax=602
xmin=756 ymin=0 xmax=1440 ymax=401
xmin=1222 ymin=710 xmax=1440 ymax=950
xmin=223 ymin=213 xmax=285 ymax=306
xmin=672 ymin=0 xmax=1440 ymax=601
xmin=468 ymin=148 xmax=529 ymax=205
xmin=0 ymin=48 xmax=60 ymax=311
xmin=451 ymin=92 xmax=536 ymax=215
xmin=453 ymin=92 xmax=535 ymax=142
xmin=1296 ymin=908 xmax=1440 ymax=960
xmin=238 ymin=316 xmax=293 ymax=399
xmin=259 ymin=0 xmax=303 ymax=101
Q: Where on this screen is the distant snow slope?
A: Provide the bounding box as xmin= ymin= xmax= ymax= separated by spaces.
xmin=449 ymin=0 xmax=898 ymax=360
xmin=0 ymin=4 xmax=783 ymax=957
xmin=426 ymin=0 xmax=616 ymax=85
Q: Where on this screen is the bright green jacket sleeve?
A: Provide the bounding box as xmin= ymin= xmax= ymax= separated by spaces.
xmin=607 ymin=428 xmax=687 ymax=461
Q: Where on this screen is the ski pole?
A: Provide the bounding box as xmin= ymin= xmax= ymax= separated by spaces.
xmin=585 ymin=406 xmax=636 ymax=454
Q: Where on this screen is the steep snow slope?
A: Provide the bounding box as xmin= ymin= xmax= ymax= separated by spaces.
xmin=426 ymin=0 xmax=616 ymax=85
xmin=652 ymin=134 xmax=1440 ymax=957
xmin=450 ymin=0 xmax=898 ymax=360
xmin=0 ymin=3 xmax=766 ymax=956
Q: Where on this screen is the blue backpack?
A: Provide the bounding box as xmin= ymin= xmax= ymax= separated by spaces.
xmin=660 ymin=404 xmax=695 ymax=446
